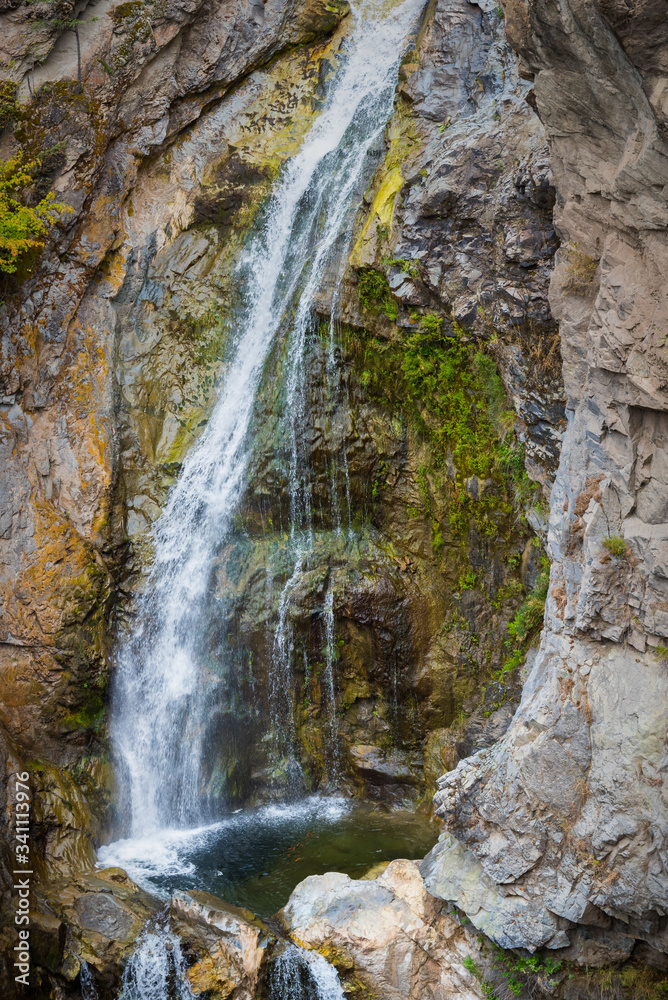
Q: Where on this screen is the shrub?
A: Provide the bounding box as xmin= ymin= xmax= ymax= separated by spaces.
xmin=0 ymin=153 xmax=71 ymax=274
xmin=564 ymin=242 xmax=598 ymax=295
xmin=507 ymin=560 xmax=549 ymax=645
xmin=358 ymin=268 xmax=390 ymax=309
xmin=602 ymin=535 xmax=626 ymax=559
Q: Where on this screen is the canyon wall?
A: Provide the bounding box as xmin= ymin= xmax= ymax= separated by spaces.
xmin=423 ymin=0 xmax=668 ymax=969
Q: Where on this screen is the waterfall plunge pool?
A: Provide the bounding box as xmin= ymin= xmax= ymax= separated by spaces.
xmin=98 ymin=797 xmax=438 ymax=917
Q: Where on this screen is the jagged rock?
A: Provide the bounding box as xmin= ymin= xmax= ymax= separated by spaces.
xmin=282 ymin=859 xmax=484 ymax=1000
xmin=420 ymin=834 xmax=568 ymax=951
xmin=429 ymin=0 xmax=668 ymax=963
xmin=171 ymin=890 xmax=276 ymax=1000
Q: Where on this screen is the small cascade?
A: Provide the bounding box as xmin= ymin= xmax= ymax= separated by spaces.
xmin=269 ymin=944 xmax=346 ymax=1000
xmin=116 ymin=913 xmax=193 ymax=1000
xmin=80 ymin=960 xmax=99 ymax=1000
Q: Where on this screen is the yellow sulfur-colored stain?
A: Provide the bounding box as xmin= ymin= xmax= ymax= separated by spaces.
xmin=350 ymin=166 xmax=403 ymax=263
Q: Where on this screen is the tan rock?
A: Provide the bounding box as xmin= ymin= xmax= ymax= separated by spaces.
xmin=282 ymin=859 xmax=485 ymax=1000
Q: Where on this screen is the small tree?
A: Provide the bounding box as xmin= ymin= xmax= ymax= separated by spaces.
xmin=0 ymin=153 xmax=72 ymax=273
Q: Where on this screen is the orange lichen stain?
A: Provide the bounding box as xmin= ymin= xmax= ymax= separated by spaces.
xmin=0 ymin=652 xmax=47 ymax=713
xmin=2 ymin=496 xmax=95 ymax=644
xmin=60 ymin=323 xmax=112 ymax=481
xmin=97 ymin=244 xmax=130 ymax=296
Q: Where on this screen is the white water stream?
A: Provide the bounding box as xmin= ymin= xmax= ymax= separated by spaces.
xmin=112 ymin=0 xmax=422 ymax=840
xmin=105 ymin=0 xmax=423 ymax=993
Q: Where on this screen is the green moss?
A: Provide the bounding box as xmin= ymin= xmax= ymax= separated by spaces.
xmin=111 ymin=0 xmax=143 ymax=20
xmin=506 ymin=559 xmax=549 ymax=645
xmin=489 ymin=557 xmax=550 ymax=682
xmin=61 ymin=692 xmax=105 ymax=732
xmin=344 ymin=312 xmax=538 ymax=541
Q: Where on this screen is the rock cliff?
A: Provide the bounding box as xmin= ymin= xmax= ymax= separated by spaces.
xmin=426 ymin=0 xmax=668 ymax=969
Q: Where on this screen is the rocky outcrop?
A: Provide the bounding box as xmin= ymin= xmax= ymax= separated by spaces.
xmin=282 ymin=858 xmax=485 ymax=1000
xmin=426 ymin=0 xmax=668 ymax=968
xmin=171 ymin=890 xmax=276 ymax=999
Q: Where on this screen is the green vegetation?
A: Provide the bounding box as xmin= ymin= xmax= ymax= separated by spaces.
xmin=358 ymin=268 xmax=398 ymax=320
xmin=617 ymin=963 xmax=668 ymax=1000
xmin=0 ymin=81 xmax=18 ymax=130
xmin=348 ymin=303 xmax=538 ymax=538
xmin=507 ymin=558 xmax=549 ymax=645
xmin=493 ymin=950 xmax=561 ymax=996
xmin=0 ymin=152 xmax=71 ymax=273
xmin=489 ymin=555 xmax=550 ymax=681
xmin=462 ymin=955 xmax=497 ymax=999
xmin=458 ymin=570 xmax=477 ymax=591
xmin=383 ymin=255 xmax=419 ymax=278
xmin=602 ymin=534 xmax=626 ymax=559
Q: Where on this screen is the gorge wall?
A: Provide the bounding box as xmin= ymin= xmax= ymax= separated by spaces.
xmin=0 ymin=0 xmax=666 ymax=996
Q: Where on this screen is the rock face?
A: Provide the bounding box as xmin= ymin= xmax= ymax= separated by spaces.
xmin=202 ymin=0 xmax=563 ymax=804
xmin=427 ymin=0 xmax=668 ymax=967
xmin=282 ymin=859 xmax=484 ymax=1000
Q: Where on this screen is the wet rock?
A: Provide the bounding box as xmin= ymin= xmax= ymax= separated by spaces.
xmin=73 ymin=892 xmax=135 ymax=939
xmin=348 ymin=744 xmax=423 ymax=789
xmin=34 ymin=868 xmax=159 ymax=995
xmin=171 ymin=890 xmax=276 ymax=999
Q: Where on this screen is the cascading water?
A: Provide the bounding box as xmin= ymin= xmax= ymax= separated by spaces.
xmin=116 ymin=913 xmax=194 ymax=1000
xmin=268 ymin=945 xmax=346 ymax=1000
xmin=111 ymin=0 xmax=424 ymax=839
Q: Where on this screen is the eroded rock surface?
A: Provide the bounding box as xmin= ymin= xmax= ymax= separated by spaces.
xmin=428 ymin=0 xmax=668 ymax=965
xmin=282 ymin=858 xmax=484 ymax=1000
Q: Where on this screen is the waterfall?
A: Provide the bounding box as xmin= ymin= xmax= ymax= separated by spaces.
xmin=116 ymin=914 xmax=194 ymax=1000
xmin=111 ymin=0 xmax=423 ymax=839
xmin=269 ymin=944 xmax=346 ymax=1000
xmin=322 ymin=580 xmax=340 ymax=777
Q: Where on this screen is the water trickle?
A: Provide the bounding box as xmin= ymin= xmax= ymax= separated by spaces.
xmin=269 ymin=944 xmax=346 ymax=1000
xmin=322 ymin=580 xmax=340 ymax=778
xmin=117 ymin=913 xmax=193 ymax=1000
xmin=111 ymin=0 xmax=424 ymax=839
xmin=80 ymin=960 xmax=99 ymax=1000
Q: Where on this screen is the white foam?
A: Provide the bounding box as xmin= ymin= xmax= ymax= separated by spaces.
xmin=97 ymin=795 xmax=352 ymax=894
